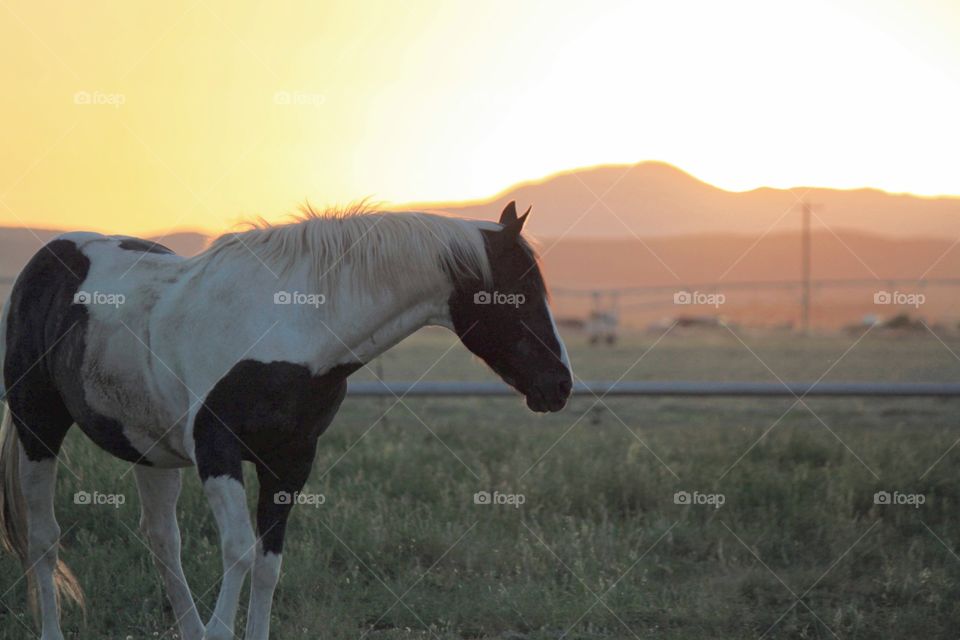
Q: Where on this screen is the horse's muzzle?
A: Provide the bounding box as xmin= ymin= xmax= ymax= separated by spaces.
xmin=524 ymin=374 xmax=572 ymax=413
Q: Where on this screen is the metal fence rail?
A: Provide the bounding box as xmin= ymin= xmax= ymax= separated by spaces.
xmin=553 ymin=277 xmax=960 ymax=297
xmin=347 ymin=381 xmax=960 ymax=397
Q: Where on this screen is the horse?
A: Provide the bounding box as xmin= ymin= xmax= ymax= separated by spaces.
xmin=0 ymin=201 xmax=572 ymax=640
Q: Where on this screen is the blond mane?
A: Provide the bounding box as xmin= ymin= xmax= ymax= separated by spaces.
xmin=197 ymin=204 xmax=494 ymax=294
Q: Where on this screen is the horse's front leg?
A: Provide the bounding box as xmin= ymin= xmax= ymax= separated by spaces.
xmin=203 ymin=475 xmax=256 ymax=640
xmin=244 ymin=449 xmax=317 ymax=640
xmin=194 ymin=410 xmax=256 ymax=640
xmin=245 ymin=382 xmax=346 ymax=640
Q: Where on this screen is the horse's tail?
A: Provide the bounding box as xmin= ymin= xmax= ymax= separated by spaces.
xmin=0 ymin=404 xmax=32 ymax=592
xmin=0 ymin=305 xmax=84 ymax=614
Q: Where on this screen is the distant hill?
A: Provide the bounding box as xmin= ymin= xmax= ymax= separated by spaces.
xmin=535 ymin=230 xmax=960 ymax=328
xmin=418 ymin=162 xmax=960 ymax=240
xmin=2 ymin=161 xmax=958 ymax=328
xmin=156 ymin=231 xmax=211 ymax=257
xmin=539 ymin=230 xmax=960 ymax=287
xmin=0 ymin=229 xmax=209 ymax=277
xmin=0 ymin=225 xmax=955 ymax=328
xmin=0 ymin=228 xmax=64 ymax=277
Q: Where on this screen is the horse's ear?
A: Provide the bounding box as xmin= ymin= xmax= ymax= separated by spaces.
xmin=499 ymin=201 xmax=519 ymax=225
xmin=497 ymin=204 xmax=531 ymax=246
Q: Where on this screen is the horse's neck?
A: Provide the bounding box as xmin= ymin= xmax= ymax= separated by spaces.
xmin=297 ymin=266 xmax=454 ymax=366
xmin=184 ymin=230 xmax=464 ymax=374
xmin=329 ymin=290 xmax=451 ymax=364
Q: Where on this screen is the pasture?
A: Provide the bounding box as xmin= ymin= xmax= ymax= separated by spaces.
xmin=2 ymin=328 xmax=960 ymax=639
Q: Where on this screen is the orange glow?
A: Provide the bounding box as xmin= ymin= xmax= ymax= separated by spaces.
xmin=1 ymin=0 xmax=958 ymax=235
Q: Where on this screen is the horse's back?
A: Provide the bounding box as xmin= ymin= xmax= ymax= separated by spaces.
xmin=5 ymin=232 xmax=183 ymax=354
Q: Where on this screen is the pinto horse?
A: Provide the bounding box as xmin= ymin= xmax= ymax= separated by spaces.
xmin=0 ymin=202 xmax=571 ymax=640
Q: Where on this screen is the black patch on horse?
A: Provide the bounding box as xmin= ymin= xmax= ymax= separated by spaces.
xmin=446 ymin=232 xmax=559 ymax=383
xmin=194 ymin=360 xmax=359 ymax=553
xmin=3 ymin=239 xmax=151 ymax=464
xmin=117 ymin=238 xmax=174 ymax=254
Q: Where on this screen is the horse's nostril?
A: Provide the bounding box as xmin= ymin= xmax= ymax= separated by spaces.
xmin=558 ymin=378 xmax=572 ymax=396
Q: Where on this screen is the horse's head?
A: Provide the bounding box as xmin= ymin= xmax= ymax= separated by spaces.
xmin=448 ymin=202 xmax=573 ymax=413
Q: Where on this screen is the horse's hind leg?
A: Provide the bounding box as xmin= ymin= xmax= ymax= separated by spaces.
xmin=19 ymin=455 xmax=65 ymax=640
xmin=134 ymin=466 xmax=204 ymax=640
xmin=7 ymin=398 xmax=75 ymax=640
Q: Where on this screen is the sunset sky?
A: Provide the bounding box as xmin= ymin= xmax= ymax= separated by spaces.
xmin=1 ymin=0 xmax=958 ymax=235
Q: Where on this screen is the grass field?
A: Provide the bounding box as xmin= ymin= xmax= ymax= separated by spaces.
xmin=2 ymin=326 xmax=960 ymax=639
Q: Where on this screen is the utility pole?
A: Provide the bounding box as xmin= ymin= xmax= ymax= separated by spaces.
xmin=801 ymin=202 xmax=811 ymax=334
xmin=800 ymin=201 xmax=823 ymax=335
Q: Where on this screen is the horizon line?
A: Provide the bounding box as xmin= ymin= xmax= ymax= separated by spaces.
xmin=5 ymin=159 xmax=958 ymax=238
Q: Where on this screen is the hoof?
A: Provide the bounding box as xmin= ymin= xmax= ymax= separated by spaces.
xmin=204 ymin=620 xmax=234 ymax=640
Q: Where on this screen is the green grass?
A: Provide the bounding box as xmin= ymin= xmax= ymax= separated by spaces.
xmin=2 ymin=328 xmax=960 ymax=638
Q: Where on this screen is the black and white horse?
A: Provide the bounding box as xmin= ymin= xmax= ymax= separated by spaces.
xmin=0 ymin=202 xmax=571 ymax=640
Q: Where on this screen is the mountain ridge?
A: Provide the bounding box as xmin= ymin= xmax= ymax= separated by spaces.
xmin=406 ymin=161 xmax=960 ymax=240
